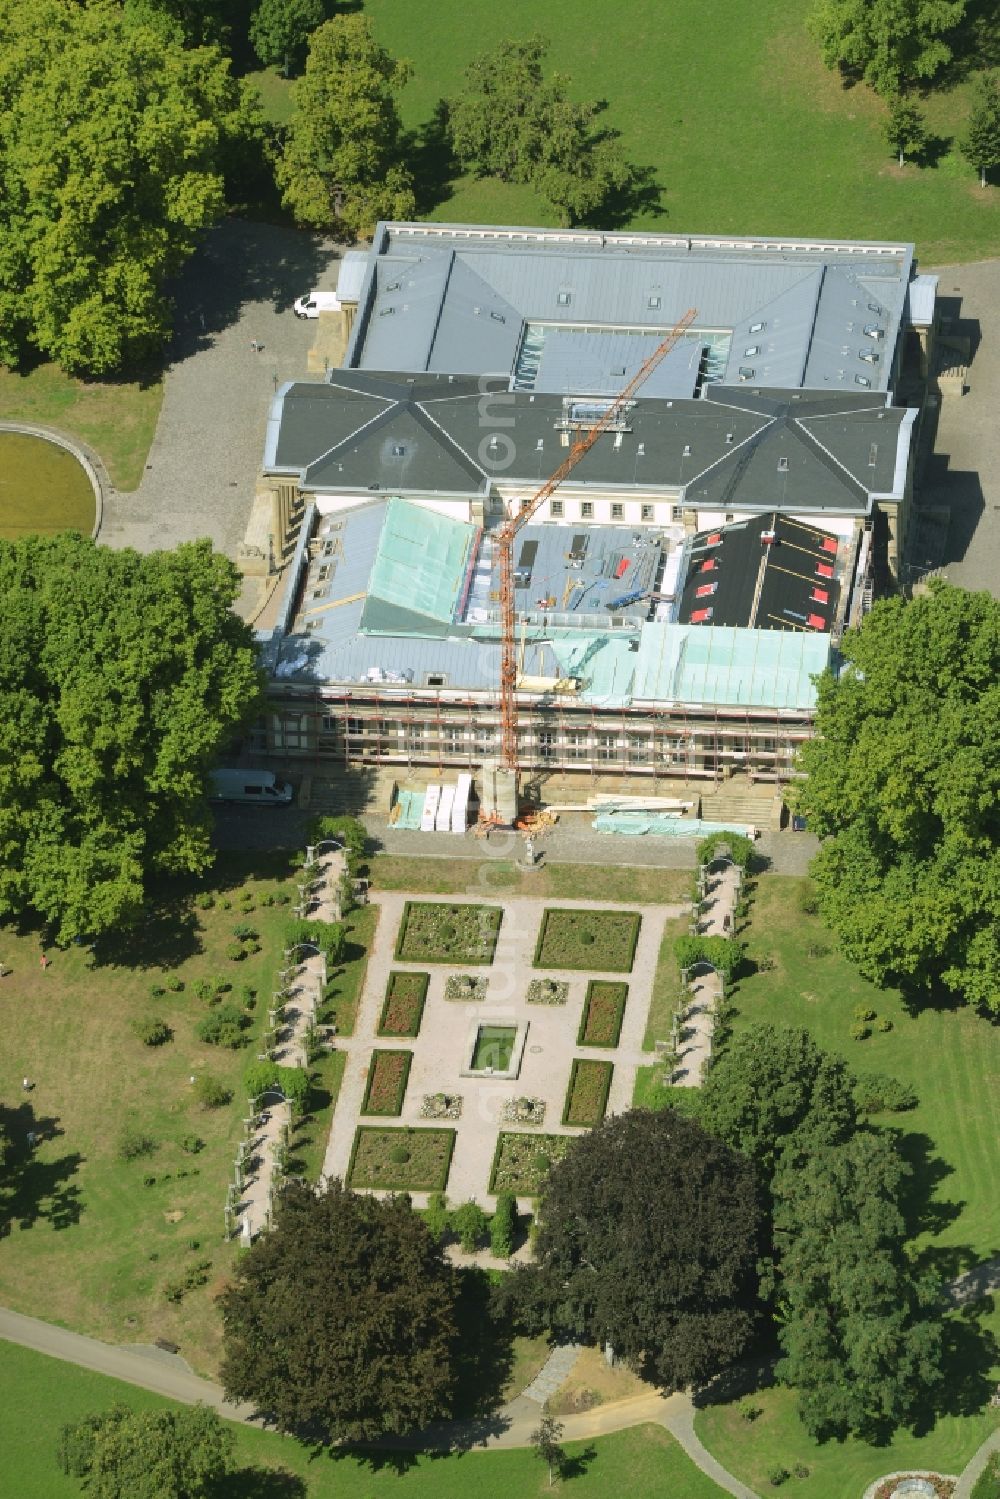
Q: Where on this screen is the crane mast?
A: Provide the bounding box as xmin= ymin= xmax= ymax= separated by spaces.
xmin=497 ymin=308 xmax=699 ymax=784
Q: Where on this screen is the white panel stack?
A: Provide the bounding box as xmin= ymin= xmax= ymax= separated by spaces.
xmin=451 ymin=773 xmax=472 ymax=833
xmin=435 ymin=784 xmax=456 ymax=832
xmin=420 ymin=784 xmax=441 ymax=832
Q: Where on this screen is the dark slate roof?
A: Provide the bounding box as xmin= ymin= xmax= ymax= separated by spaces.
xmin=677 ymin=513 xmax=843 ymax=633
xmin=264 ymin=373 xmax=907 ymax=514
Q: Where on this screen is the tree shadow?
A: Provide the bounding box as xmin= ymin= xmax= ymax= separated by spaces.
xmin=212 ymin=1466 xmax=307 ymax=1498
xmin=407 ymin=101 xmax=459 ymax=217
xmin=892 ymin=1130 xmax=964 ymax=1242
xmin=0 ymin=1103 xmax=84 ymax=1237
xmin=561 ymin=1443 xmax=598 ymax=1478
xmin=912 ymin=133 xmax=953 ymax=169
xmin=913 ymin=1296 xmax=1000 ymax=1428
xmin=451 ymin=1266 xmax=516 ymax=1420
xmin=589 ymin=158 xmax=665 ymax=231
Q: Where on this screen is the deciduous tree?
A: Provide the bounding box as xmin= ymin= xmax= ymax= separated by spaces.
xmin=448 ymin=36 xmax=639 ymax=227
xmin=883 ymin=96 xmax=930 ymax=164
xmin=57 ymin=1403 xmax=234 ymax=1499
xmin=0 ymin=535 xmax=263 ymax=944
xmin=700 ymin=1025 xmax=858 ymax=1189
xmin=276 ymin=15 xmax=416 ymax=237
xmin=795 ymin=582 xmax=1000 ymax=1012
xmin=220 ymin=1179 xmax=459 ymax=1439
xmin=773 ymin=1133 xmax=943 ymax=1439
xmin=249 ymin=0 xmax=326 ymax=75
xmin=809 ymin=0 xmax=967 ymax=97
xmin=961 ymin=71 xmax=1000 ymax=186
xmin=0 ymin=0 xmax=255 ymax=374
xmin=530 ymin=1110 xmax=759 ymax=1389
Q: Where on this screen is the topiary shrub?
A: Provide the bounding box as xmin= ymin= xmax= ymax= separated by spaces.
xmin=532 ymin=1151 xmax=551 ymax=1175
xmin=451 ymin=1200 xmax=488 ymax=1253
xmin=853 ymin=1005 xmax=877 ymax=1022
xmin=490 ymin=1191 xmax=517 ymax=1258
xmin=132 ymin=1016 xmax=171 ymax=1047
xmin=424 ymin=1191 xmax=450 ymax=1243
xmin=850 ymin=1022 xmax=871 ymax=1041
xmin=233 ymin=924 xmax=258 ymax=942
xmin=390 ymin=1145 xmax=411 ymax=1165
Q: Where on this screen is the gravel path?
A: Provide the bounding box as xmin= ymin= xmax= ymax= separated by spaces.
xmin=100 ymin=219 xmax=338 ymax=556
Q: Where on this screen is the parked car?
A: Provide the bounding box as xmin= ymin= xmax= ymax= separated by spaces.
xmin=209 ymin=769 xmax=293 ymax=806
xmin=293 ymin=291 xmax=341 ymax=319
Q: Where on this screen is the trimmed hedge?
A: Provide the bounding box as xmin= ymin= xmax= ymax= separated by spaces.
xmin=697 ymin=831 xmax=755 ymax=870
xmin=377 ymin=970 xmax=430 ymax=1037
xmin=347 ymin=1126 xmax=455 ymax=1192
xmin=562 ymin=1058 xmax=614 ymax=1127
xmin=361 ymin=1049 xmax=412 ymax=1116
xmin=577 ymin=980 xmax=628 ymax=1047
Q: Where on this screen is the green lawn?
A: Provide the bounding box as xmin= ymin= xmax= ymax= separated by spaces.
xmin=533 ymin=908 xmax=641 ymax=972
xmin=0 ymin=1341 xmax=729 ymax=1499
xmin=370 ymin=854 xmax=690 ymax=905
xmin=642 ymin=914 xmax=691 ymax=1049
xmin=0 ymin=362 xmax=162 ymax=491
xmin=366 ymin=0 xmax=1000 ymax=262
xmin=692 ymin=874 xmax=1000 ymax=1495
xmin=0 ymin=852 xmax=371 ymax=1375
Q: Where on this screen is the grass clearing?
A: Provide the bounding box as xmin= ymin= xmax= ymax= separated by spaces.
xmin=0 ymin=852 xmax=303 ymax=1374
xmin=562 ymin=1058 xmax=614 ymax=1127
xmin=370 ymin=854 xmax=690 ymax=905
xmin=643 ymin=914 xmax=690 ymax=1049
xmin=367 ymin=0 xmax=1000 ymax=262
xmin=347 ymin=1125 xmax=455 ymax=1192
xmin=0 ymin=1341 xmax=730 ymax=1499
xmin=323 ymin=904 xmax=378 ymax=1036
xmin=0 ymin=362 xmax=162 ymax=491
xmin=533 ymin=907 xmax=641 ymax=972
xmin=489 ymin=1131 xmax=573 ymax=1195
xmin=395 ymin=901 xmax=502 ymax=965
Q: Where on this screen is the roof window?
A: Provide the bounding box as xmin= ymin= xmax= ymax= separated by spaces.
xmin=690 ymin=607 xmax=714 ymax=623
xmin=379 ymin=306 xmax=395 ymax=317
xmin=863 ymin=323 xmax=885 ymax=339
xmin=855 ymin=374 xmax=871 ymax=387
xmin=778 ymin=456 xmax=789 ymax=472
xmin=744 ymin=345 xmax=760 ymax=357
xmin=391 ymin=443 xmax=406 ymax=456
xmin=557 ymin=291 xmax=572 ymax=306
xmin=385 ymin=280 xmax=401 ymax=292
xmin=868 ymin=443 xmax=878 ymax=467
xmin=749 ymin=320 xmax=766 ymax=333
xmin=695 ymin=583 xmax=717 ymax=598
xmin=490 ymin=311 xmax=506 ymax=323
xmin=648 ymin=295 xmax=661 ymax=309
xmin=807 ymin=614 xmax=826 ymax=630
xmin=859 ymin=349 xmax=879 ymax=364
xmin=738 ymin=367 xmax=755 ymax=381
xmin=682 ymin=443 xmax=691 ymax=456
xmin=725 ymin=431 xmax=735 ymax=444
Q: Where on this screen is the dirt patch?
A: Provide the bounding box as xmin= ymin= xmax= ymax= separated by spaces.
xmin=546 ymin=1344 xmax=648 ymax=1415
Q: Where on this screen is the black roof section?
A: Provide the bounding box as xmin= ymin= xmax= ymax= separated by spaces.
xmin=678 ymin=513 xmax=843 ymax=633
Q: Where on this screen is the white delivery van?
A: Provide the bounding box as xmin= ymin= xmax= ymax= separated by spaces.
xmin=293 ymin=290 xmax=341 ymax=319
xmin=209 ymin=769 xmax=294 ymax=806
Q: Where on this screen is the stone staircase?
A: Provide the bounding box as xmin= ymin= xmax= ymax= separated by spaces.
xmin=699 ymin=781 xmax=783 ymax=831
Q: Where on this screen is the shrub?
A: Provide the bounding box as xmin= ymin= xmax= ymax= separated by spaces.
xmin=533 ymin=1152 xmax=551 ymax=1174
xmin=491 ymin=1192 xmax=517 ymax=1258
xmin=850 ymin=1022 xmax=871 ymax=1041
xmin=194 ymin=1074 xmax=232 ymax=1109
xmin=196 ymin=893 xmax=215 ymax=910
xmin=166 ymin=976 xmax=184 ymax=993
xmin=233 ymin=924 xmax=258 ymax=942
xmin=260 ymin=893 xmax=275 ymax=907
xmin=424 ymin=1191 xmax=450 ymax=1243
xmin=164 ymin=1260 xmax=211 ymax=1302
xmin=239 ymin=984 xmax=258 ymax=1006
xmin=117 ymin=1126 xmax=157 ymax=1161
xmin=755 ymin=955 xmax=776 ymax=972
xmin=220 ymin=898 xmax=232 ymax=910
xmin=390 ymin=1145 xmax=411 ymax=1165
xmin=853 ymin=1005 xmax=877 ymax=1022
xmin=854 ymin=1072 xmax=918 ymax=1114
xmin=181 ymin=1135 xmax=205 ymax=1155
xmin=796 ymin=884 xmax=819 ymax=916
xmin=768 ymin=1468 xmax=789 ymax=1488
xmin=792 ymin=1465 xmax=810 ymax=1480
xmin=192 ymin=978 xmax=214 ymax=1002
xmin=337 ymin=872 xmax=356 ymax=915
xmin=876 ymin=1015 xmax=893 ymax=1033
xmin=149 ymin=983 xmax=165 ymax=998
xmin=451 ymin=1199 xmax=488 ymax=1253
xmin=311 ymin=814 xmax=366 ymax=866
xmin=209 ymin=975 xmax=231 ymax=997
xmin=197 ymin=1003 xmax=250 ymax=1048
xmin=739 ymin=1399 xmax=762 ymax=1423
xmin=225 ymin=941 xmax=247 ymax=962
xmin=274 ymin=891 xmax=291 ymax=906
xmin=132 ymin=1016 xmax=171 ymax=1047
xmin=805 ymin=941 xmax=830 ymax=958
xmin=244 ymin=939 xmax=261 ymax=956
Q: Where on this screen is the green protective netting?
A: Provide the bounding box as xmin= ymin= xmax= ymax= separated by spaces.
xmin=633 ymin=624 xmax=830 ymax=709
xmin=366 ymin=497 xmax=476 ymax=625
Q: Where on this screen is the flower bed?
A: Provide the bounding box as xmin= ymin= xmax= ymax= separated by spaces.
xmin=533 ymin=908 xmax=641 ymax=972
xmin=377 ymin=970 xmax=429 ymax=1037
xmin=444 ymin=974 xmax=489 ymax=1002
xmin=395 ymin=901 xmax=502 ymax=965
xmin=526 ymin=978 xmax=568 ymax=1005
xmin=360 ymin=1049 xmax=412 ymax=1116
xmin=489 ymin=1131 xmax=572 ymax=1195
xmin=577 ymin=980 xmax=629 ymax=1047
xmin=562 ymin=1058 xmax=614 ymax=1126
xmin=873 ymin=1475 xmax=955 ymax=1499
xmin=348 ymin=1126 xmax=456 ymax=1191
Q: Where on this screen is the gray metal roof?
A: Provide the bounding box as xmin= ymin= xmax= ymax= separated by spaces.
xmin=344 ymin=222 xmax=918 ymax=396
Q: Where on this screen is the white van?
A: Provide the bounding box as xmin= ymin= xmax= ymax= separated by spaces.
xmin=209 ymin=769 xmax=294 ymax=806
xmin=293 ymin=290 xmax=341 ymax=319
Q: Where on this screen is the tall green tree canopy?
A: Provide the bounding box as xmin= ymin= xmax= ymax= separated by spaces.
xmin=220 ymin=1179 xmax=459 ymax=1439
xmin=530 ymin=1110 xmax=759 ymax=1389
xmin=448 ymin=36 xmax=638 ymax=227
xmin=700 ymin=1025 xmax=858 ymax=1188
xmin=773 ymin=1133 xmax=943 ymax=1440
xmin=796 ymin=582 xmax=1000 ymax=1011
xmin=961 ymin=71 xmax=1000 ymax=186
xmin=0 ymin=534 xmax=263 ymax=943
xmin=249 ymin=0 xmax=326 ymax=75
xmin=276 ymin=15 xmax=416 ymax=238
xmin=0 ymin=0 xmax=254 ymax=374
xmin=57 ymin=1403 xmax=234 ymax=1499
xmin=809 ymin=0 xmax=967 ymax=96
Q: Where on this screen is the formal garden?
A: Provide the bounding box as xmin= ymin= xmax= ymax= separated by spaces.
xmin=347 ymin=1126 xmax=456 ymax=1192
xmin=562 ymin=1059 xmax=615 ymax=1127
xmin=489 ymin=1132 xmax=574 ymax=1195
xmin=361 ymin=1050 xmax=413 ymax=1117
xmin=578 ymin=980 xmax=629 ymax=1047
xmin=394 ymin=901 xmax=503 ymax=964
xmin=377 ymin=970 xmax=429 ymax=1037
xmin=533 ymin=908 xmax=642 ymax=971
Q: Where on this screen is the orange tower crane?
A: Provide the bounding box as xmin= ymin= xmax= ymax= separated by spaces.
xmin=497 ymin=307 xmax=699 ymax=781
